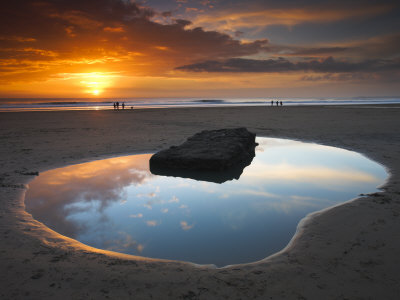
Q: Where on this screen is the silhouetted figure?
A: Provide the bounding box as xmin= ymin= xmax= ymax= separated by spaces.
xmin=116 ymin=101 xmax=119 ymax=110
xmin=276 ymin=101 xmax=279 ymax=107
xmin=280 ymin=101 xmax=283 ymax=106
xmin=122 ymin=102 xmax=125 ymax=110
xmin=271 ymin=100 xmax=273 ymax=106
xmin=113 ymin=102 xmax=116 ymax=110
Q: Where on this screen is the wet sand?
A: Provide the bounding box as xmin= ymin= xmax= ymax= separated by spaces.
xmin=1 ymin=105 xmax=400 ymax=299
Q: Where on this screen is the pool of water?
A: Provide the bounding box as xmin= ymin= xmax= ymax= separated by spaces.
xmin=25 ymin=138 xmax=387 ymax=267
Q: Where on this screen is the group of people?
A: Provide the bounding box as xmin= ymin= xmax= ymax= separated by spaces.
xmin=113 ymin=101 xmax=125 ymax=110
xmin=271 ymin=100 xmax=283 ymax=106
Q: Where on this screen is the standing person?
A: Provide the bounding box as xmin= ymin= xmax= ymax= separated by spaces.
xmin=271 ymin=100 xmax=273 ymax=106
xmin=113 ymin=102 xmax=116 ymax=110
xmin=116 ymin=101 xmax=119 ymax=110
xmin=276 ymin=101 xmax=279 ymax=107
xmin=280 ymin=101 xmax=283 ymax=106
xmin=122 ymin=102 xmax=125 ymax=110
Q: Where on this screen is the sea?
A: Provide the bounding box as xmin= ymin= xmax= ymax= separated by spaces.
xmin=1 ymin=97 xmax=400 ymax=112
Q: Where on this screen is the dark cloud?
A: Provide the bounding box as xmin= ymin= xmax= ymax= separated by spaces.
xmin=234 ymin=31 xmax=244 ymax=38
xmin=213 ymin=0 xmax=399 ymax=12
xmin=284 ymin=47 xmax=349 ymax=56
xmin=263 ymin=33 xmax=400 ymax=62
xmin=176 ymin=56 xmax=400 ymax=74
xmin=161 ymin=11 xmax=173 ymax=17
xmin=301 ymin=73 xmax=379 ymax=82
xmin=350 ymin=34 xmax=400 ymax=59
xmin=174 ymin=19 xmax=192 ymax=27
xmin=191 ymin=0 xmax=400 ymax=49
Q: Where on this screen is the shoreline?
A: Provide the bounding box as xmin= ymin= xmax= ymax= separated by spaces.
xmin=1 ymin=105 xmax=400 ymax=299
xmin=2 ymin=102 xmax=400 ymax=113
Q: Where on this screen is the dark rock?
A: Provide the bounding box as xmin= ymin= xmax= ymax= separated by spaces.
xmin=149 ymin=128 xmax=258 ymax=183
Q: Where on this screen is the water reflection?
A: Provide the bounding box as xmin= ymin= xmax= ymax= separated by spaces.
xmin=25 ymin=138 xmax=387 ymax=266
xmin=26 ymin=155 xmax=153 ymax=237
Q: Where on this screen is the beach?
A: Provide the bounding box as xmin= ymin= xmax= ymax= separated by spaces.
xmin=1 ymin=105 xmax=400 ymax=299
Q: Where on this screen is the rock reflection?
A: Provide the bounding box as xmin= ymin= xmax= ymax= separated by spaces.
xmin=149 ymin=152 xmax=255 ymax=183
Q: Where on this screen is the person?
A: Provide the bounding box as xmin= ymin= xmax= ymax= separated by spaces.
xmin=280 ymin=101 xmax=283 ymax=106
xmin=113 ymin=102 xmax=116 ymax=110
xmin=276 ymin=101 xmax=279 ymax=107
xmin=122 ymin=102 xmax=125 ymax=110
xmin=116 ymin=101 xmax=119 ymax=110
xmin=271 ymin=100 xmax=273 ymax=106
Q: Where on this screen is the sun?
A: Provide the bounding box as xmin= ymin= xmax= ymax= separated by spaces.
xmin=74 ymin=72 xmax=116 ymax=96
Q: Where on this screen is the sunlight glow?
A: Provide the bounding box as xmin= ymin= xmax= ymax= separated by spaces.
xmin=75 ymin=72 xmax=116 ymax=96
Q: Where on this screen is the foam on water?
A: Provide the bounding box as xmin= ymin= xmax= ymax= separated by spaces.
xmin=2 ymin=97 xmax=400 ymax=112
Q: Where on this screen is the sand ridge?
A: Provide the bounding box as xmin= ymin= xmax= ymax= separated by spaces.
xmin=1 ymin=105 xmax=400 ymax=299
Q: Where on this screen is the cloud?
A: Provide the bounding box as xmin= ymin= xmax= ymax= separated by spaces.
xmin=342 ymin=34 xmax=400 ymax=59
xmin=176 ymin=57 xmax=400 ymax=74
xmin=161 ymin=11 xmax=173 ymax=17
xmin=301 ymin=73 xmax=379 ymax=82
xmin=191 ymin=1 xmax=396 ymax=32
xmin=271 ymin=33 xmax=400 ymax=60
xmin=280 ymin=47 xmax=349 ymax=57
xmin=0 ymin=0 xmax=268 ymax=84
xmin=1 ymin=0 xmax=399 ymax=96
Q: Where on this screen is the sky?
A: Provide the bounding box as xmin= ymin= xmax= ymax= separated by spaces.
xmin=0 ymin=0 xmax=399 ymax=99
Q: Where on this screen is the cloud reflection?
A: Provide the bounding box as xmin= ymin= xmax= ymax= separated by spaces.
xmin=104 ymin=231 xmax=144 ymax=254
xmin=251 ymin=194 xmax=329 ymax=214
xmin=129 ymin=213 xmax=143 ymax=218
xmin=25 ymin=154 xmax=154 ymax=237
xmin=180 ymin=221 xmax=194 ymax=231
xmin=169 ymin=196 xmax=180 ymax=203
xmin=146 ymin=220 xmax=159 ymax=227
xmin=245 ymin=162 xmax=379 ymax=184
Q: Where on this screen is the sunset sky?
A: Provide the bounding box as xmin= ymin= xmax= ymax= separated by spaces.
xmin=1 ymin=0 xmax=399 ymax=99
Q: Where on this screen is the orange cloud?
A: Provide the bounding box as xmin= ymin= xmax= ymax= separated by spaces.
xmin=186 ymin=7 xmax=199 ymax=12
xmin=0 ymin=36 xmax=37 ymax=42
xmin=103 ymin=26 xmax=125 ymax=33
xmin=0 ymin=0 xmax=267 ymax=91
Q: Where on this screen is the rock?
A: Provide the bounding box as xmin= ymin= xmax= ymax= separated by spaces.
xmin=149 ymin=128 xmax=258 ymax=183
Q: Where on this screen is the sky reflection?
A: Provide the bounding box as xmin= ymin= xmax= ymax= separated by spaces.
xmin=25 ymin=138 xmax=387 ymax=266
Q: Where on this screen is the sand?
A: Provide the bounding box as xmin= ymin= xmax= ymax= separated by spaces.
xmin=1 ymin=105 xmax=400 ymax=299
